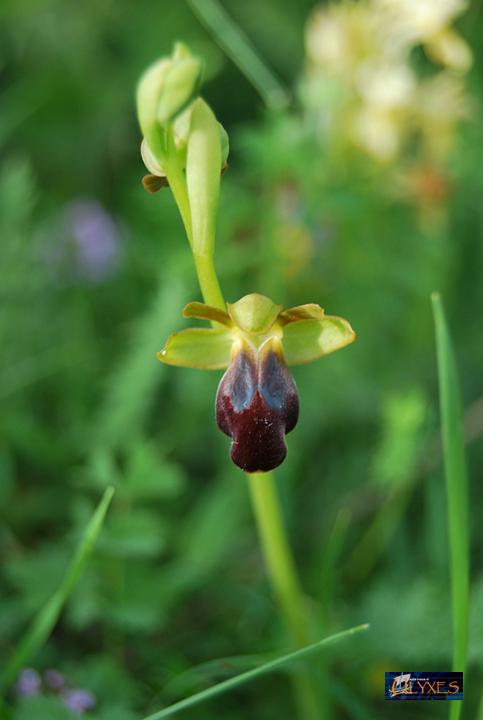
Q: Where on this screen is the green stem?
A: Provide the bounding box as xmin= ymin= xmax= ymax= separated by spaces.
xmin=193 ymin=252 xmax=226 ymax=310
xmin=165 ymin=153 xmax=193 ymax=246
xmin=248 ymin=472 xmax=321 ymax=720
xmin=432 ymin=294 xmax=470 ymax=720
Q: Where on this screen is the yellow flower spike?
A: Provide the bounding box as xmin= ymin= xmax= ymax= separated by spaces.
xmin=158 ymin=293 xmax=356 ymax=471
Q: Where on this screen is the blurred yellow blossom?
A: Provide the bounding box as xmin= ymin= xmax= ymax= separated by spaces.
xmin=415 ymin=73 xmax=470 ymax=160
xmin=304 ymin=0 xmax=471 ymax=183
xmin=375 ymin=0 xmax=472 ymax=70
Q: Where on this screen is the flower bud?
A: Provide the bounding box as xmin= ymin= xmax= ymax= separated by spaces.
xmin=140 ymin=108 xmax=229 ymax=193
xmin=136 ymin=43 xmax=202 ymax=165
xmin=216 ymin=338 xmax=299 ymax=473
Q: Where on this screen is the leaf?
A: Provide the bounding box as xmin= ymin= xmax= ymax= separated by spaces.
xmin=432 ymin=293 xmax=469 ymax=720
xmin=186 ymin=0 xmax=289 ymax=110
xmin=126 ymin=442 xmax=185 ymax=501
xmin=282 ymin=316 xmax=356 ymax=365
xmin=0 ymin=487 xmax=114 ymax=696
xmin=100 ymin=509 xmax=166 ymax=559
xmin=158 ymin=328 xmax=232 ymax=369
xmin=141 ymin=624 xmax=369 ymax=719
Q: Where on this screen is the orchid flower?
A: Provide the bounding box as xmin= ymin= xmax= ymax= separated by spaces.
xmin=158 ymin=293 xmax=355 ymax=472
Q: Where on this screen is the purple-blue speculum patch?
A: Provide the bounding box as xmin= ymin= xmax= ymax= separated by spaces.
xmin=158 ymin=293 xmax=356 ymax=473
xmin=216 ymin=337 xmax=299 ymax=472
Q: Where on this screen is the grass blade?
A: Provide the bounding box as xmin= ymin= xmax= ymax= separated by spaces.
xmin=432 ymin=293 xmax=470 ymax=720
xmin=142 ymin=624 xmax=369 ymax=720
xmin=0 ymin=486 xmax=114 ymax=696
xmin=186 ymin=0 xmax=290 ymax=109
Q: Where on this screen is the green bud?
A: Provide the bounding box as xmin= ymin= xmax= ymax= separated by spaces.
xmin=136 ymin=43 xmax=202 ymax=166
xmin=157 ymin=54 xmax=203 ymax=124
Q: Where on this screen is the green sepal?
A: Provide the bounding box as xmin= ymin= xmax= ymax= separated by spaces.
xmin=157 ymin=327 xmax=232 ymax=369
xmin=136 ymin=57 xmax=171 ymax=149
xmin=280 ymin=303 xmax=326 ymax=324
xmin=227 ymin=294 xmax=282 ymax=335
xmin=282 ymin=316 xmax=356 ymax=365
xmin=157 ymin=54 xmax=203 ymax=124
xmin=186 ymin=99 xmax=221 ymax=257
xmin=183 ymin=302 xmax=232 ymax=326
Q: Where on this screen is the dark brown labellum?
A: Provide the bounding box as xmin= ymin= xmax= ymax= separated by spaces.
xmin=216 ymin=339 xmax=299 ymax=473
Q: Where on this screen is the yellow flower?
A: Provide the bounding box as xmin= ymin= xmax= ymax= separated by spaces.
xmin=375 ymin=0 xmax=472 ymax=70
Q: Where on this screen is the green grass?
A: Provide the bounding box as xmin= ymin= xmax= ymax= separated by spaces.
xmin=186 ymin=0 xmax=290 ymax=109
xmin=0 ymin=487 xmax=114 ymax=699
xmin=141 ymin=624 xmax=369 ymax=719
xmin=432 ymin=293 xmax=470 ymax=720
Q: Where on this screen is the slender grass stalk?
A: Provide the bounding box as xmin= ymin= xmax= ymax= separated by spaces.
xmin=142 ymin=624 xmax=369 ymax=720
xmin=0 ymin=486 xmax=114 ymax=698
xmin=432 ymin=293 xmax=470 ymax=720
xmin=248 ymin=471 xmax=321 ymax=720
xmin=318 ymin=508 xmax=351 ymax=720
xmin=186 ymin=0 xmax=290 ymax=110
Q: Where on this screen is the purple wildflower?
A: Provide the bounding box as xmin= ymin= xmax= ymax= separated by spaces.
xmin=57 ymin=199 xmax=121 ymax=282
xmin=44 ymin=669 xmax=66 ymax=691
xmin=14 ymin=668 xmax=41 ymax=697
xmin=61 ymin=688 xmax=96 ymax=715
xmin=43 ymin=199 xmax=122 ymax=283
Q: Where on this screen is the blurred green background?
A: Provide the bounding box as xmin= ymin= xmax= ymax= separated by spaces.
xmin=1 ymin=0 xmax=483 ymax=718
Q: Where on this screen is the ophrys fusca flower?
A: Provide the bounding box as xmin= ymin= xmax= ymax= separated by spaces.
xmin=158 ymin=293 xmax=355 ymax=473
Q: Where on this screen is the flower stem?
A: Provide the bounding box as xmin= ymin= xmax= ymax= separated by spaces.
xmin=167 ymin=116 xmax=317 ymax=716
xmin=193 ymin=252 xmax=226 ymax=310
xmin=163 ymin=157 xmax=193 ymax=249
xmin=248 ymin=471 xmax=321 ymax=720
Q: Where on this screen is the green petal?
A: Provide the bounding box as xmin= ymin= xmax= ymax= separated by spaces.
xmin=141 ymin=138 xmax=166 ymax=177
xmin=183 ymin=302 xmax=232 ymax=326
xmin=157 ymin=328 xmax=232 ymax=369
xmin=282 ymin=317 xmax=356 ymax=365
xmin=227 ymin=294 xmax=282 ymax=334
xmin=280 ymin=303 xmax=326 ymax=324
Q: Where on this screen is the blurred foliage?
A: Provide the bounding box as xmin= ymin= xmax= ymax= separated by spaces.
xmin=1 ymin=0 xmax=483 ymax=718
